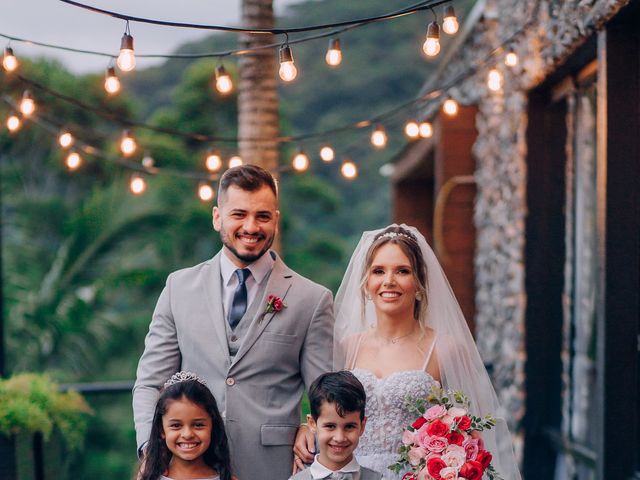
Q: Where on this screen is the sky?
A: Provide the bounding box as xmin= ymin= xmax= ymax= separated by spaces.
xmin=1 ymin=0 xmax=303 ymax=74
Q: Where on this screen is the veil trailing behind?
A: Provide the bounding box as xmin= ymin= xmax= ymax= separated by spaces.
xmin=333 ymin=225 xmax=521 ymax=479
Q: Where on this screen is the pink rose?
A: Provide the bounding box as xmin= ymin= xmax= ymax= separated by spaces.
xmin=424 ymin=404 xmax=448 ymax=421
xmin=427 ymin=420 xmax=450 ymax=437
xmin=422 ymin=435 xmax=449 ymax=453
xmin=403 ymin=429 xmax=417 ymax=445
xmin=408 ymin=446 xmax=428 ymax=466
xmin=462 ymin=438 xmax=479 ymax=461
xmin=439 ymin=467 xmax=459 ymax=480
xmin=448 ymin=407 xmax=467 ymax=418
xmin=442 ymin=445 xmax=467 ymax=469
xmin=459 ymin=460 xmax=484 ymax=480
xmin=426 ymin=456 xmax=448 ymax=480
xmin=441 ymin=414 xmax=455 ymax=426
xmin=416 ymin=424 xmax=431 ymax=446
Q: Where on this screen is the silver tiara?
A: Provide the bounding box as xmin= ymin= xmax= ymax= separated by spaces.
xmin=379 ymin=231 xmax=413 ymax=240
xmin=164 ymin=371 xmax=207 ymax=388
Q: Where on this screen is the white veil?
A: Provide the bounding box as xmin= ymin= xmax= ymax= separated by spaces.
xmin=333 ymin=224 xmax=521 ymax=480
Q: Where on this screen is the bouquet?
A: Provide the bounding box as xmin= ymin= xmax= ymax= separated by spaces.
xmin=390 ymin=386 xmax=502 ymax=480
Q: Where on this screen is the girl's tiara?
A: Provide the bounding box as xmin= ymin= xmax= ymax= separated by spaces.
xmin=164 ymin=371 xmax=207 ymax=388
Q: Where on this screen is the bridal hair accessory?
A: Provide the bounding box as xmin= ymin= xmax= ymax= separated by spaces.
xmin=377 ymin=231 xmax=414 ymax=241
xmin=164 ymin=371 xmax=207 ymax=388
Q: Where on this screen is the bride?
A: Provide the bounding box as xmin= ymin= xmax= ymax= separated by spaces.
xmin=295 ymin=225 xmax=521 ymax=479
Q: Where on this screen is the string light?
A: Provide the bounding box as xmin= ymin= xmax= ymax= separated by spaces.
xmin=198 ymin=183 xmax=215 ymax=202
xmin=325 ymin=38 xmax=342 ymax=67
xmin=205 ymin=149 xmax=223 ymax=172
xmin=292 ymin=149 xmax=310 ymax=172
xmin=142 ymin=152 xmax=155 ymax=169
xmin=341 ymin=160 xmax=358 ymax=180
xmin=423 ymin=21 xmax=440 ymax=57
xmin=442 ymin=6 xmax=459 ymax=35
xmin=6 ymin=113 xmax=21 ymax=132
xmin=104 ymin=67 xmax=121 ymax=95
xmin=443 ymin=98 xmax=458 ymax=116
xmin=19 ymin=90 xmax=35 ymax=117
xmin=58 ymin=130 xmax=74 ymax=148
xmin=487 ymin=68 xmax=503 ymax=92
xmin=228 ymin=155 xmax=243 ymax=168
xmin=3 ymin=47 xmax=18 ymax=72
xmin=119 ymin=129 xmax=137 ymax=157
xmin=278 ymin=44 xmax=297 ymax=82
xmin=129 ymin=173 xmax=146 ymax=195
xmin=419 ymin=121 xmax=434 ymax=138
xmin=117 ymin=25 xmax=136 ymax=72
xmin=319 ymin=145 xmax=335 ymax=162
xmin=65 ymin=151 xmax=82 ymax=170
xmin=214 ymin=65 xmax=233 ymax=94
xmin=370 ymin=124 xmax=388 ymax=149
xmin=505 ymin=52 xmax=518 ymax=67
xmin=404 ymin=120 xmax=420 ymax=139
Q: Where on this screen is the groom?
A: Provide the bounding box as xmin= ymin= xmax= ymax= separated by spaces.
xmin=133 ymin=164 xmax=334 ymax=479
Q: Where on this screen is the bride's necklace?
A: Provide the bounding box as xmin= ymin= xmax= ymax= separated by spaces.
xmin=376 ymin=326 xmax=416 ymax=344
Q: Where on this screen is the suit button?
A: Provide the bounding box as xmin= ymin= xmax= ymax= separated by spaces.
xmin=230 ymin=335 xmax=237 ymax=342
xmin=226 ymin=377 xmax=235 ymax=386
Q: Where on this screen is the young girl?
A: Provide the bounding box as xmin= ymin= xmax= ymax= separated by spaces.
xmin=138 ymin=371 xmax=233 ymax=480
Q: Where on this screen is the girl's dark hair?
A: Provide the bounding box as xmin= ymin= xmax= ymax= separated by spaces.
xmin=138 ymin=380 xmax=232 ymax=480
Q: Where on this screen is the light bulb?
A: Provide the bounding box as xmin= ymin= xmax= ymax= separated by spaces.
xmin=487 ymin=68 xmax=503 ymax=92
xmin=6 ymin=114 xmax=21 ymax=132
xmin=505 ymin=52 xmax=518 ymax=67
xmin=3 ymin=47 xmax=18 ymax=72
xmin=58 ymin=130 xmax=74 ymax=149
xmin=341 ymin=160 xmax=358 ymax=180
xmin=142 ymin=152 xmax=155 ymax=169
xmin=228 ymin=155 xmax=243 ymax=168
xmin=292 ymin=150 xmax=310 ymax=172
xmin=370 ymin=124 xmax=387 ymax=149
xmin=205 ymin=150 xmax=223 ymax=172
xmin=117 ymin=33 xmax=136 ymax=72
xmin=120 ymin=130 xmax=137 ymax=156
xmin=104 ymin=67 xmax=121 ymax=94
xmin=423 ymin=22 xmax=441 ymax=57
xmin=130 ymin=174 xmax=146 ymax=195
xmin=279 ymin=45 xmax=297 ymax=82
xmin=442 ymin=6 xmax=459 ymax=35
xmin=65 ymin=151 xmax=82 ymax=170
xmin=215 ymin=65 xmax=233 ymax=94
xmin=325 ymin=38 xmax=342 ymax=67
xmin=19 ymin=90 xmax=35 ymax=117
xmin=419 ymin=121 xmax=434 ymax=138
xmin=404 ymin=120 xmax=420 ymax=139
xmin=443 ymin=99 xmax=458 ymax=116
xmin=319 ymin=145 xmax=335 ymax=162
xmin=198 ymin=183 xmax=215 ymax=202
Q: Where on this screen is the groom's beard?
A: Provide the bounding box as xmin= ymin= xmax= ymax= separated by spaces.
xmin=221 ymin=229 xmax=275 ymax=265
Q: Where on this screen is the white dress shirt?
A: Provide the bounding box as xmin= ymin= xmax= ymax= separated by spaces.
xmin=308 ymin=455 xmax=361 ymax=480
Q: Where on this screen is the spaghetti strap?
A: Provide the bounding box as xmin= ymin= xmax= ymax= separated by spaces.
xmin=421 ymin=334 xmax=437 ymax=371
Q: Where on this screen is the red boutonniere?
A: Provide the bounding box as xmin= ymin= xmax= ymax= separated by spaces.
xmin=265 ymin=295 xmax=287 ymax=314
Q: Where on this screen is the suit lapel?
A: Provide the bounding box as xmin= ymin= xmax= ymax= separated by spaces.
xmin=201 ymin=253 xmax=231 ymax=366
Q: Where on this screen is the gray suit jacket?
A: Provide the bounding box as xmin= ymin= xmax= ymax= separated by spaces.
xmin=290 ymin=466 xmax=382 ymax=480
xmin=133 ymin=251 xmax=334 ymax=480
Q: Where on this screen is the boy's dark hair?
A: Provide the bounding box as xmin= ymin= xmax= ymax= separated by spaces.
xmin=309 ymin=371 xmax=366 ymax=421
xmin=218 ymin=164 xmax=278 ymax=205
xmin=138 ymin=379 xmax=233 ymax=480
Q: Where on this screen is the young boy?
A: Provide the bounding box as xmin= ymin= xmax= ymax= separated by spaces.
xmin=291 ymin=371 xmax=382 ymax=480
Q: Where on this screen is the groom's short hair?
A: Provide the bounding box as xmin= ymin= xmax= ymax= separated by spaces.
xmin=309 ymin=371 xmax=366 ymax=421
xmin=218 ymin=164 xmax=278 ymax=205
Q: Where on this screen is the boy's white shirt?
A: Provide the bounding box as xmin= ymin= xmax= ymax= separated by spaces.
xmin=309 ymin=454 xmax=361 ymax=480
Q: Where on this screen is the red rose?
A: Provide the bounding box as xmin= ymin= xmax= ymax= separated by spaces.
xmin=476 ymin=450 xmax=492 ymax=469
xmin=426 ymin=419 xmax=449 ymax=437
xmin=459 ymin=460 xmax=484 ymax=480
xmin=402 ymin=473 xmax=417 ymax=480
xmin=412 ymin=416 xmax=427 ymax=429
xmin=447 ymin=431 xmax=465 ymax=446
xmin=426 ymin=456 xmax=447 ymax=480
xmin=273 ymin=298 xmax=283 ymax=311
xmin=455 ymin=416 xmax=472 ymax=431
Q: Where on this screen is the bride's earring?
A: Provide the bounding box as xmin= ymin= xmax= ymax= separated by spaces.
xmin=415 ymin=292 xmax=423 ymax=301
xmin=365 ymin=293 xmax=372 ymax=301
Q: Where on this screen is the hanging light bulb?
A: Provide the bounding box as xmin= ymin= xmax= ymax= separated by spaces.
xmin=19 ymin=90 xmax=35 ymax=117
xmin=292 ymin=149 xmax=310 ymax=172
xmin=228 ymin=155 xmax=243 ymax=168
xmin=142 ymin=152 xmax=155 ymax=169
xmin=119 ymin=129 xmax=137 ymax=157
xmin=205 ymin=149 xmax=223 ymax=172
xmin=214 ymin=65 xmax=233 ymax=94
xmin=443 ymin=99 xmax=459 ymax=116
xmin=6 ymin=113 xmax=21 ymax=132
xmin=487 ymin=68 xmax=503 ymax=92
xmin=279 ymin=45 xmax=297 ymax=82
xmin=3 ymin=47 xmax=18 ymax=72
xmin=404 ymin=120 xmax=420 ymax=139
xmin=325 ymin=38 xmax=342 ymax=67
xmin=129 ymin=174 xmax=146 ymax=195
xmin=442 ymin=6 xmax=459 ymax=35
xmin=319 ymin=145 xmax=335 ymax=162
xmin=104 ymin=67 xmax=121 ymax=95
xmin=370 ymin=124 xmax=388 ymax=149
xmin=423 ymin=22 xmax=441 ymax=57
xmin=505 ymin=51 xmax=519 ymax=67
xmin=198 ymin=183 xmax=215 ymax=202
xmin=341 ymin=160 xmax=358 ymax=180
xmin=58 ymin=130 xmax=74 ymax=149
xmin=65 ymin=151 xmax=82 ymax=170
xmin=117 ymin=31 xmax=136 ymax=72
xmin=419 ymin=121 xmax=434 ymax=138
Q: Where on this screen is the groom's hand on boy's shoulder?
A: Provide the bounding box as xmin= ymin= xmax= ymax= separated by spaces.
xmin=293 ymin=423 xmax=315 ymax=474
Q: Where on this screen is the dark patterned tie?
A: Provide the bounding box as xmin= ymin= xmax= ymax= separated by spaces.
xmin=228 ymin=268 xmax=250 ymax=329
